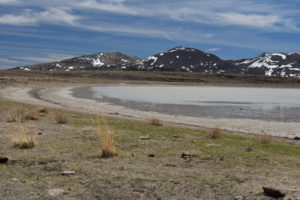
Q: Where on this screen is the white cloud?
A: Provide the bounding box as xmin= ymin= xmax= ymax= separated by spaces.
xmin=0 ymin=8 xmax=79 ymax=26
xmin=0 ymin=0 xmax=299 ymax=32
xmin=39 ymin=8 xmax=79 ymax=25
xmin=0 ymin=58 xmax=20 ymax=64
xmin=14 ymin=53 xmax=74 ymax=63
xmin=0 ymin=14 xmax=37 ymax=25
xmin=0 ymin=0 xmax=19 ymax=4
xmin=73 ymin=0 xmax=298 ymax=31
xmin=207 ymin=48 xmax=220 ymax=52
xmin=78 ymin=0 xmax=140 ymax=15
xmin=218 ymin=12 xmax=281 ymax=29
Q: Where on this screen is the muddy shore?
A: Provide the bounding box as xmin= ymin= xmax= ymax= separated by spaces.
xmin=0 ymin=84 xmax=300 ymax=139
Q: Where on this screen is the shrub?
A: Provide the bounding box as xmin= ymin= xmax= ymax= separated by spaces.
xmin=209 ymin=127 xmax=221 ymax=139
xmin=95 ymin=117 xmax=117 ymax=158
xmin=12 ymin=127 xmax=36 ymax=149
xmin=149 ymin=118 xmax=163 ymax=126
xmin=38 ymin=106 xmax=49 ymax=113
xmin=261 ymin=134 xmax=272 ymax=144
xmin=55 ymin=114 xmax=68 ymax=124
xmin=25 ymin=109 xmax=38 ymax=120
xmin=7 ymin=108 xmax=27 ymax=123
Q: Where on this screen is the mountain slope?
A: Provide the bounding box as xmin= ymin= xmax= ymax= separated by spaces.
xmin=139 ymin=46 xmax=241 ymax=73
xmin=14 ymin=46 xmax=300 ymax=77
xmin=231 ymin=53 xmax=300 ymax=77
xmin=17 ymin=52 xmax=140 ymax=71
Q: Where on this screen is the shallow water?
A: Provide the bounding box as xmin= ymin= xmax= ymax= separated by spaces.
xmin=87 ymin=86 xmax=300 ymax=122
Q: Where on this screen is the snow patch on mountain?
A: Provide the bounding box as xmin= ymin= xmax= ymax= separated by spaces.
xmin=169 ymin=46 xmax=186 ymax=52
xmin=145 ymin=56 xmax=158 ymax=66
xmin=272 ymin=53 xmax=286 ymax=60
xmin=93 ymin=58 xmax=104 ymax=67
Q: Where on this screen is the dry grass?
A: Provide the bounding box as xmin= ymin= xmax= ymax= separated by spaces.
xmin=11 ymin=126 xmax=36 ymax=149
xmin=7 ymin=107 xmax=27 ymax=123
xmin=25 ymin=109 xmax=38 ymax=120
xmin=55 ymin=114 xmax=68 ymax=124
xmin=38 ymin=106 xmax=49 ymax=113
xmin=94 ymin=117 xmax=117 ymax=158
xmin=261 ymin=134 xmax=272 ymax=144
xmin=209 ymin=127 xmax=221 ymax=139
xmin=149 ymin=118 xmax=163 ymax=126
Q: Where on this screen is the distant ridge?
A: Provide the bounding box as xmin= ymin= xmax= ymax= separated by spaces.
xmin=13 ymin=46 xmax=300 ymax=77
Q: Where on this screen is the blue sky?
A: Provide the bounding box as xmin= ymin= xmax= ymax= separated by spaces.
xmin=1 ymin=0 xmax=300 ymax=68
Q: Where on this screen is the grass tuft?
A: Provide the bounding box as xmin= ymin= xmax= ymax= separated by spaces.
xmin=7 ymin=107 xmax=27 ymax=123
xmin=209 ymin=127 xmax=221 ymax=139
xmin=261 ymin=134 xmax=272 ymax=144
xmin=25 ymin=109 xmax=38 ymax=120
xmin=149 ymin=118 xmax=163 ymax=126
xmin=94 ymin=117 xmax=118 ymax=158
xmin=55 ymin=114 xmax=68 ymax=124
xmin=12 ymin=126 xmax=36 ymax=149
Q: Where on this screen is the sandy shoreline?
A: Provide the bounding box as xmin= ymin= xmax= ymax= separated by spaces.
xmin=0 ymin=84 xmax=300 ymax=139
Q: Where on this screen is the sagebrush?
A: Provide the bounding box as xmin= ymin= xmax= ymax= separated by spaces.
xmin=95 ymin=117 xmax=117 ymax=158
xmin=209 ymin=127 xmax=221 ymax=139
xmin=149 ymin=118 xmax=163 ymax=126
xmin=12 ymin=126 xmax=36 ymax=149
xmin=55 ymin=114 xmax=68 ymax=124
xmin=8 ymin=107 xmax=27 ymax=123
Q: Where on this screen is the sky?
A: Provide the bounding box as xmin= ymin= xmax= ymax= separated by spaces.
xmin=1 ymin=0 xmax=300 ymax=68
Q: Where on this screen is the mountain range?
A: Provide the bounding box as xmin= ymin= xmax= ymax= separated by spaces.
xmin=14 ymin=46 xmax=300 ymax=77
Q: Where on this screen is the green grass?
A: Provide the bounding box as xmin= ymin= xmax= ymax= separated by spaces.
xmin=0 ymin=100 xmax=300 ymax=199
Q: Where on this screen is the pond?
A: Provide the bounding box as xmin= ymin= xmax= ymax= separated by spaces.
xmin=87 ymin=86 xmax=300 ymax=122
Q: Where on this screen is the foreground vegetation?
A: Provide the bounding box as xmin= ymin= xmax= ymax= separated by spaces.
xmin=0 ymin=100 xmax=299 ymax=199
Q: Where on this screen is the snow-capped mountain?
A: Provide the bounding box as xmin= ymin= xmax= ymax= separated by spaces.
xmin=14 ymin=46 xmax=300 ymax=77
xmin=17 ymin=52 xmax=140 ymax=71
xmin=232 ymin=52 xmax=300 ymax=77
xmin=140 ymin=46 xmax=240 ymax=73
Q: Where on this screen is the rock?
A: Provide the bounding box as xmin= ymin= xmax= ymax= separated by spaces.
xmin=294 ymin=136 xmax=300 ymax=140
xmin=139 ymin=136 xmax=150 ymax=140
xmin=181 ymin=152 xmax=194 ymax=159
xmin=173 ymin=135 xmax=180 ymax=140
xmin=61 ymin=171 xmax=75 ymax=176
xmin=263 ymin=187 xmax=286 ymax=198
xmin=207 ymin=143 xmax=220 ymax=147
xmin=11 ymin=178 xmax=19 ymax=182
xmin=48 ymin=188 xmax=64 ymax=197
xmin=235 ymin=196 xmax=244 ymax=200
xmin=201 ymin=155 xmax=213 ymax=160
xmin=164 ymin=163 xmax=176 ymax=167
xmin=0 ymin=156 xmax=8 ymax=164
xmin=245 ymin=147 xmax=254 ymax=152
xmin=80 ymin=180 xmax=88 ymax=185
xmin=148 ymin=154 xmax=155 ymax=157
